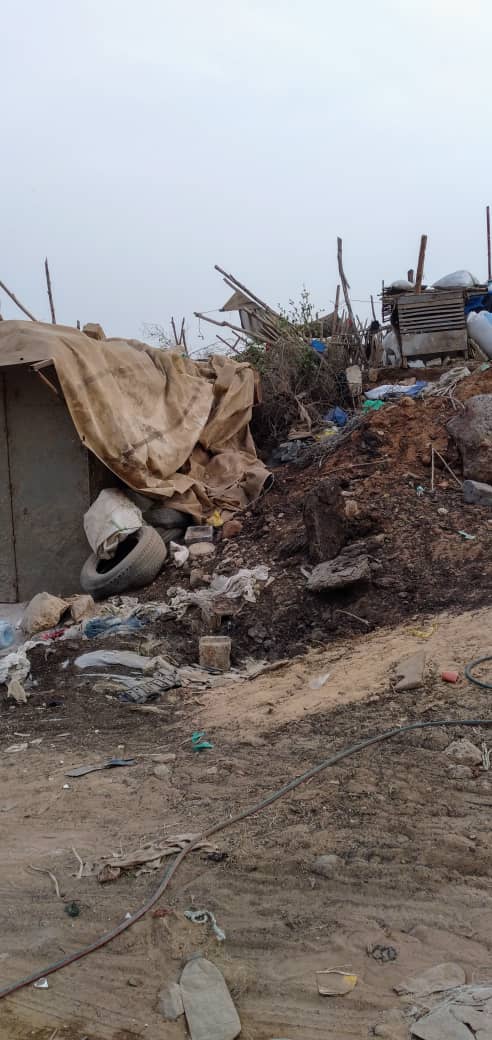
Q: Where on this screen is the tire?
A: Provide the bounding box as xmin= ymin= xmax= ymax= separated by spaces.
xmin=80 ymin=525 xmax=167 ymax=600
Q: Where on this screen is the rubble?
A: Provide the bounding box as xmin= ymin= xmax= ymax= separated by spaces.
xmin=448 ymin=395 xmax=492 ymax=483
xmin=307 ymin=552 xmax=371 ymax=592
xmin=303 ymin=476 xmax=349 ymax=563
xmin=463 ymin=478 xmax=492 ymax=506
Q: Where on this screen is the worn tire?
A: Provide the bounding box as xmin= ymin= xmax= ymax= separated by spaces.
xmin=80 ymin=525 xmax=167 ymax=600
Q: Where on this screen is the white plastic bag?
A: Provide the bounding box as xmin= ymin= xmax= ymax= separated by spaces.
xmin=433 ymin=270 xmax=480 ymax=289
xmin=84 ymin=489 xmax=143 ymax=559
xmin=467 ymin=311 xmax=492 ymax=359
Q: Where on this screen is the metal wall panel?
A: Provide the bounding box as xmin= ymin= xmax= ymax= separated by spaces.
xmin=0 ymin=375 xmax=17 ymax=601
xmin=5 ymin=369 xmax=91 ymax=600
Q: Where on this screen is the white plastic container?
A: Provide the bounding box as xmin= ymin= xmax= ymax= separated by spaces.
xmin=467 ymin=311 xmax=492 ymax=359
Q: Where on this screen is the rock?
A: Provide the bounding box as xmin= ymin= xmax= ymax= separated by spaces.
xmin=222 ymin=520 xmax=243 ymax=539
xmin=22 ymin=592 xmax=67 ymax=635
xmin=185 ymin=525 xmax=214 ymax=545
xmin=307 ymin=553 xmax=370 ymax=592
xmin=199 ymin=635 xmax=231 ymax=671
xmin=248 ymin=623 xmax=268 ymax=642
xmin=312 ymin=854 xmax=342 ymax=878
xmin=437 ymin=506 xmax=448 ymax=515
xmin=394 ymin=962 xmax=466 ymax=998
xmin=463 ymin=478 xmax=492 ymax=507
xmin=68 ymin=594 xmax=96 ymax=623
xmin=153 ymin=764 xmax=171 ymax=779
xmin=144 ymin=505 xmax=188 ymax=529
xmin=394 ymin=651 xmax=426 ymax=692
xmin=344 ymin=499 xmax=359 ymax=519
xmin=179 ymin=957 xmax=241 ymax=1040
xmin=82 ymin=322 xmax=105 ymax=340
xmin=447 ymin=764 xmax=473 ymax=780
xmin=152 ymin=753 xmax=176 ymax=764
xmin=190 ymin=569 xmax=206 ymax=589
xmin=412 ymin=1004 xmax=472 ymax=1040
xmin=159 ymin=981 xmax=184 ymax=1021
xmin=373 ymin=1008 xmax=408 ymax=1039
xmin=448 ymin=395 xmax=492 ymax=482
xmin=303 ymin=476 xmax=348 ymax=563
xmin=445 ymin=739 xmax=482 ymax=766
xmin=189 ymin=542 xmax=215 ymax=559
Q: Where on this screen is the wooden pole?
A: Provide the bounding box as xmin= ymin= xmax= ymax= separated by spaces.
xmin=171 ymin=317 xmax=179 ymax=346
xmin=414 ymin=235 xmax=428 ymax=294
xmin=44 ymin=258 xmax=56 ymax=324
xmin=332 ymin=284 xmax=340 ymax=337
xmin=0 ymin=279 xmax=37 ymax=321
xmin=487 ymin=206 xmax=491 ymax=281
xmin=214 ymin=265 xmax=281 ymax=317
xmin=194 ymin=311 xmax=265 ymax=342
xmin=337 ymin=237 xmax=360 ymax=342
xmin=370 ymin=294 xmax=377 ymax=322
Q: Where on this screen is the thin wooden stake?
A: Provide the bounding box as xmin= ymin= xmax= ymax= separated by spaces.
xmin=44 ymin=257 xmax=56 ymax=324
xmin=337 ymin=238 xmax=360 ymax=343
xmin=332 ymin=284 xmax=340 ymax=337
xmin=415 ymin=235 xmax=428 ymax=294
xmin=431 ymin=446 xmax=435 ymax=492
xmin=433 ymin=447 xmax=462 ymax=488
xmin=487 ymin=206 xmax=491 ymax=281
xmin=0 ymin=279 xmax=37 ymax=321
xmin=370 ymin=294 xmax=377 ymax=322
xmin=171 ymin=317 xmax=179 ymax=346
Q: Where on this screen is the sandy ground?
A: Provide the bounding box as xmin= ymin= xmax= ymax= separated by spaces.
xmin=1 ymin=606 xmax=492 ymax=1039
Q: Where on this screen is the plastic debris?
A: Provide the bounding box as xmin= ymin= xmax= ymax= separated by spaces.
xmin=416 ymin=485 xmax=425 ymax=497
xmin=169 ymin=566 xmax=269 ymax=619
xmin=169 ymin=542 xmax=189 ymax=567
xmin=458 ymin=530 xmax=477 ymax=541
xmin=95 ymin=834 xmax=219 ymax=881
xmin=185 ymin=908 xmax=226 ymax=942
xmin=75 ymin=650 xmax=160 ymax=671
xmin=192 ymin=731 xmax=214 ymax=751
xmin=33 ymin=978 xmax=49 ymax=989
xmin=64 ymin=901 xmax=80 ymax=918
xmin=362 ymin=399 xmax=385 ymax=412
xmin=5 ymin=743 xmax=28 ymax=753
xmin=82 ymin=616 xmax=145 ymax=638
xmin=308 ymin=672 xmax=331 ymax=690
xmin=441 ymin=670 xmax=459 ymax=683
xmin=316 ymin=970 xmax=358 ymax=996
xmin=65 ymin=758 xmax=136 ymax=778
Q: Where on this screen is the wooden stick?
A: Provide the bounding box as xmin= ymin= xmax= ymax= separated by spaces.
xmin=433 ymin=447 xmax=462 ymax=488
xmin=0 ymin=279 xmax=37 ymax=321
xmin=194 ymin=311 xmax=266 ymax=343
xmin=214 ymin=265 xmax=281 ymax=317
xmin=171 ymin=317 xmax=180 ymax=346
xmin=35 ymin=370 xmax=60 ymax=398
xmin=431 ymin=446 xmax=435 ymax=492
xmin=415 ymin=235 xmax=428 ymax=294
xmin=337 ymin=238 xmax=360 ymax=343
xmin=332 ymin=284 xmax=340 ymax=337
xmin=370 ymin=294 xmax=377 ymax=322
xmin=487 ymin=206 xmax=491 ymax=281
xmin=44 ymin=257 xmax=56 ymax=324
xmin=28 ymin=864 xmax=62 ymax=899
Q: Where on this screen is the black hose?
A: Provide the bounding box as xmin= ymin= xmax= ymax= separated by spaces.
xmin=465 ymin=656 xmax=492 ymax=691
xmin=1 ymin=715 xmax=491 ymax=1001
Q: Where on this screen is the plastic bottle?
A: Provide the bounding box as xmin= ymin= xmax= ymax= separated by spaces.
xmin=0 ymin=620 xmax=15 ymax=649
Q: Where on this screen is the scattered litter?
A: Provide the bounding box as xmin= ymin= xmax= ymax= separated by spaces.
xmin=416 ymin=485 xmax=425 ymax=497
xmin=367 ymin=943 xmax=398 ymax=962
xmin=75 ymin=650 xmax=160 ymax=671
xmin=82 ymin=615 xmax=145 ymax=638
xmin=95 ymin=834 xmax=219 ymax=882
xmin=308 ymin=672 xmax=331 ymax=690
xmin=199 ymin=636 xmax=231 ymax=672
xmin=458 ymin=530 xmax=476 ymax=541
xmin=21 ymin=592 xmax=67 ymax=636
xmin=65 ymin=758 xmax=136 ymax=778
xmin=64 ymin=901 xmax=80 ymax=918
xmin=169 ymin=566 xmax=269 ymax=619
xmin=5 ymin=743 xmax=28 ymax=753
xmin=411 ymin=984 xmax=492 ymax=1039
xmin=316 ymin=970 xmax=358 ymax=996
xmin=7 ymin=678 xmax=29 ymax=704
xmin=169 ymin=542 xmax=189 ymax=567
xmin=192 ymin=731 xmax=214 ymax=752
xmin=362 ymin=398 xmax=385 ymax=412
xmin=180 ymin=957 xmax=241 ymax=1040
xmin=184 ymin=908 xmax=226 ymax=942
xmin=84 ymin=488 xmax=143 ymax=559
xmin=0 ymin=619 xmax=15 ymax=649
xmin=441 ymin=670 xmax=459 ymax=683
xmin=0 ymin=649 xmax=31 ymax=688
xmin=365 ymin=381 xmax=427 ymax=401
xmin=408 ymin=625 xmax=436 ymax=640
xmin=33 ymin=978 xmax=49 ymax=989
xmin=394 ymin=962 xmax=466 ymax=997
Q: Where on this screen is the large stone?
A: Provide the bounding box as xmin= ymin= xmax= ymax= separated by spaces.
xmin=307 ymin=553 xmax=370 ymax=592
xmin=463 ymin=479 xmax=492 ymax=506
xmin=22 ymin=592 xmax=67 ymax=635
xmin=395 ymin=962 xmax=466 ymax=998
xmin=180 ymin=957 xmax=241 ymax=1040
xmin=448 ymin=395 xmax=492 ymax=483
xmin=445 ymin=738 xmax=482 ymax=766
xmin=159 ymin=981 xmax=184 ymax=1020
xmin=303 ymin=476 xmax=347 ymax=563
xmin=312 ymin=854 xmax=342 ymax=878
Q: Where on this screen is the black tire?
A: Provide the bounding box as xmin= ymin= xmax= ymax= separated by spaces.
xmin=80 ymin=525 xmax=167 ymax=600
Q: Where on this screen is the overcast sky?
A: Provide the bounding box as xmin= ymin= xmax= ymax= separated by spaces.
xmin=2 ymin=0 xmax=491 ymax=348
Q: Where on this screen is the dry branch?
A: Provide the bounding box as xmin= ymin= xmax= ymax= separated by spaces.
xmin=44 ymin=257 xmax=56 ymax=323
xmin=0 ymin=279 xmax=37 ymax=321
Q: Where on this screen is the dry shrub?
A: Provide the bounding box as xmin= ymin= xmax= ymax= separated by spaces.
xmin=236 ymin=335 xmax=351 ymax=451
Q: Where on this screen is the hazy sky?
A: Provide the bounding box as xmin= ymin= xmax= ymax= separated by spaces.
xmin=2 ymin=0 xmax=491 ymax=348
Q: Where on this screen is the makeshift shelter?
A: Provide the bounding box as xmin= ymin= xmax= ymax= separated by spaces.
xmin=0 ymin=321 xmax=270 ymax=602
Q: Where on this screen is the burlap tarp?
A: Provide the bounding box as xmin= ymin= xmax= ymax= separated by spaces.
xmin=0 ymin=320 xmax=271 ymax=520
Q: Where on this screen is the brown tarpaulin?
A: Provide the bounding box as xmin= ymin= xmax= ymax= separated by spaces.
xmin=0 ymin=320 xmax=271 ymax=520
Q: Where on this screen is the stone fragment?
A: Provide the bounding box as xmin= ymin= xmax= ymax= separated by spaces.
xmin=153 ymin=764 xmax=171 ymax=779
xmin=312 ymin=854 xmax=342 ymax=878
xmin=307 ymin=554 xmax=370 ymax=592
xmin=159 ymin=981 xmax=184 ymax=1021
xmin=179 ymin=957 xmax=241 ymax=1040
xmin=463 ymin=479 xmax=492 ymax=506
xmin=222 ymin=520 xmax=243 ymax=539
xmin=394 ymin=962 xmax=466 ymax=998
xmin=303 ymin=476 xmax=348 ymax=563
xmin=189 ymin=542 xmax=216 ymax=559
xmin=445 ymin=739 xmax=482 ymax=766
xmin=394 ymin=651 xmax=426 ymax=692
xmin=448 ymin=394 xmax=492 ymax=483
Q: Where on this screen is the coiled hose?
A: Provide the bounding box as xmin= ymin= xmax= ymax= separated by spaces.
xmin=1 ymin=715 xmax=491 ymax=1001
xmin=465 ymin=656 xmax=492 ymax=691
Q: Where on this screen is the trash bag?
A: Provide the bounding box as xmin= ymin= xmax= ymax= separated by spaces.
xmin=433 ymin=269 xmax=480 ymax=289
xmin=84 ymin=489 xmax=143 ymax=559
